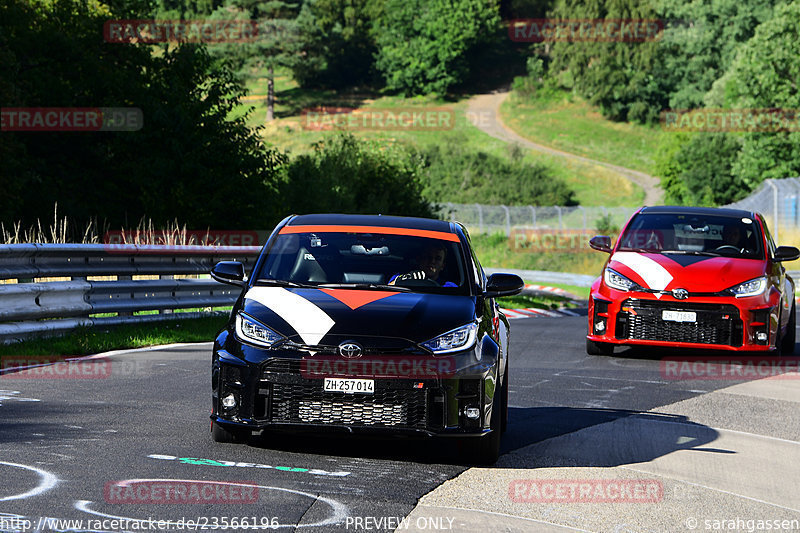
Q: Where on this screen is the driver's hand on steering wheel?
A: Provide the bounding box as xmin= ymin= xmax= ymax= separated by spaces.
xmin=389 ymin=270 xmax=426 ymax=285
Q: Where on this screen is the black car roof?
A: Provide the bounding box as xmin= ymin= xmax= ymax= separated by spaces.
xmin=639 ymin=206 xmax=756 ymax=219
xmin=285 ymin=213 xmax=456 ymax=233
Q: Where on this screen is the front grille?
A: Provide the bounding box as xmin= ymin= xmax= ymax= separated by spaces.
xmin=262 ymin=359 xmax=302 ymax=375
xmin=265 ymin=382 xmax=429 ymax=428
xmin=617 ymin=299 xmax=743 ymax=346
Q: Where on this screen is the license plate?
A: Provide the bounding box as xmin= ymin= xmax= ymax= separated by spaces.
xmin=662 ymin=310 xmax=696 ymax=323
xmin=323 ymin=378 xmax=375 ymax=394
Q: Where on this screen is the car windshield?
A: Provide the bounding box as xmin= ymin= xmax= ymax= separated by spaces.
xmin=617 ymin=213 xmax=764 ymax=259
xmin=255 ymin=230 xmax=471 ymax=295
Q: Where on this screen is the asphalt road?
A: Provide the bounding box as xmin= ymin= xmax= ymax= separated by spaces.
xmin=1 ymin=317 xmax=798 ymax=532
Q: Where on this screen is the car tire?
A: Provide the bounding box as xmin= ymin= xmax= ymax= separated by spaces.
xmin=586 ymin=338 xmax=614 ymax=356
xmin=460 ymin=394 xmax=502 ymax=466
xmin=781 ymin=302 xmax=796 ymax=355
xmin=500 ymin=366 xmax=509 ymax=434
xmin=211 ymin=420 xmax=249 ymax=444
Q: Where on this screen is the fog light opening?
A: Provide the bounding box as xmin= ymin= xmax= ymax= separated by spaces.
xmin=464 ymin=407 xmax=480 ymax=419
xmin=756 ymin=332 xmax=768 ymax=342
xmin=222 ymin=394 xmax=237 ymax=409
xmin=595 ymin=321 xmax=606 ymax=332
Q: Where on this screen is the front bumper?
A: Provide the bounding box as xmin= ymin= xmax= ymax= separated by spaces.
xmin=587 ymin=289 xmax=780 ymax=351
xmin=211 ymin=334 xmax=500 ymax=437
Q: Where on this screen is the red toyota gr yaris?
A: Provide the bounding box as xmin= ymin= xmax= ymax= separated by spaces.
xmin=587 ymin=206 xmax=800 ymax=355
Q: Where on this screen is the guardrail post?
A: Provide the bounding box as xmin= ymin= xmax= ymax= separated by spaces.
xmin=476 ymin=203 xmax=484 ymax=233
xmin=529 ymin=205 xmax=536 ymax=228
xmin=159 ymin=274 xmax=173 ymax=314
xmin=117 ymin=275 xmax=133 ymax=316
xmin=578 ymin=206 xmax=586 ymax=230
xmin=555 ymin=206 xmax=563 ymax=229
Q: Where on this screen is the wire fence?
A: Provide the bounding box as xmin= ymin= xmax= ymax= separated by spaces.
xmin=437 ymin=203 xmax=639 ymax=235
xmin=725 ymin=177 xmax=800 ymax=242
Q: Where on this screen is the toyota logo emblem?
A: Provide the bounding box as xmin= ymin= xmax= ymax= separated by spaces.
xmin=338 ymin=342 xmax=363 ymax=358
xmin=672 ymin=288 xmax=689 ymax=300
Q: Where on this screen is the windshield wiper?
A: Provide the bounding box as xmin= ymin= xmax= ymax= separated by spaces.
xmin=617 ymin=247 xmax=661 ymax=253
xmin=317 ymin=283 xmax=411 ymax=292
xmin=255 ymin=279 xmax=318 ymax=288
xmin=661 ymin=250 xmax=722 ymax=256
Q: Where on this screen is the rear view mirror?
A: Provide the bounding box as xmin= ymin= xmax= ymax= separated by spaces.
xmin=589 ymin=235 xmax=612 ymax=253
xmin=484 ymin=273 xmax=524 ymax=298
xmin=211 ymin=261 xmax=246 ymax=286
xmin=774 ymin=246 xmax=800 ymax=262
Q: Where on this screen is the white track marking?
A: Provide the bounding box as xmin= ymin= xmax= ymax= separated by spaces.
xmin=0 ymin=461 xmax=59 ymax=501
xmin=76 ymin=480 xmax=350 ymax=529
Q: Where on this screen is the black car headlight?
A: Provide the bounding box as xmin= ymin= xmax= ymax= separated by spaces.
xmin=235 ymin=312 xmax=284 ymax=348
xmin=727 ymin=276 xmax=767 ymax=298
xmin=421 ymin=323 xmax=478 ymax=354
xmin=604 ymin=268 xmax=636 ymax=291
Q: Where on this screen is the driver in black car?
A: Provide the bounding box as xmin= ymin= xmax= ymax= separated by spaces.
xmin=389 ymin=242 xmax=457 ymax=287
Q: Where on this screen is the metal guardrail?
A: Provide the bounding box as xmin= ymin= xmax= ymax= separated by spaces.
xmin=0 ymin=244 xmax=261 ymax=343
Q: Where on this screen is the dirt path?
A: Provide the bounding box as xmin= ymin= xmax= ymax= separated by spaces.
xmin=467 ymin=90 xmax=664 ymax=205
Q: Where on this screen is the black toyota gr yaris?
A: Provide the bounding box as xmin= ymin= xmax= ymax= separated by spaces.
xmin=209 ymin=214 xmax=523 ymax=464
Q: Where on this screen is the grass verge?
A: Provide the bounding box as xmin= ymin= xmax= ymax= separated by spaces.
xmin=0 ymin=316 xmax=228 ymax=357
xmin=497 ymin=292 xmax=580 ymax=310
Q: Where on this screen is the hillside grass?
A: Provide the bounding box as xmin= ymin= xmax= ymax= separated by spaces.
xmin=231 ymin=71 xmax=646 ymax=207
xmin=500 ymin=88 xmax=665 ymax=176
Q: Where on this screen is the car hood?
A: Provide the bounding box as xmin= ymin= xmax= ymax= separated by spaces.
xmin=607 ymin=251 xmax=767 ymax=293
xmin=239 ymin=286 xmax=476 ymax=348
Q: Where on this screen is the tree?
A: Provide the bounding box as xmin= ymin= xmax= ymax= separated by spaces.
xmin=545 ymin=0 xmax=666 ymax=123
xmin=208 ymin=0 xmax=302 ymax=122
xmin=656 ymin=133 xmax=744 ymax=206
xmin=290 ymin=0 xmax=381 ymax=89
xmin=0 ymin=0 xmax=286 ymax=230
xmin=372 ymin=0 xmax=501 ymax=96
xmin=725 ymin=2 xmax=800 ymax=188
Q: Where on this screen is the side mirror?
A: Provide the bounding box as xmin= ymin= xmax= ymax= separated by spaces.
xmin=774 ymin=246 xmax=800 ymax=262
xmin=211 ymin=261 xmax=246 ymax=286
xmin=589 ymin=235 xmax=612 ymax=253
xmin=484 ymin=273 xmax=524 ymax=298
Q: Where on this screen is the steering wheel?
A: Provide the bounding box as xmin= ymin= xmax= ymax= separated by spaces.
xmin=714 ymin=244 xmax=742 ymax=253
xmin=395 ymin=277 xmax=439 ymax=287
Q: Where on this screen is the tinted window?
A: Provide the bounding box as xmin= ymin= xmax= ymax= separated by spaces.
xmin=618 ymin=213 xmax=764 ymax=259
xmin=256 ymin=231 xmax=469 ymax=294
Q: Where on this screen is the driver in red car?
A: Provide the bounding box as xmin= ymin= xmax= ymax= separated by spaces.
xmin=720 ymin=224 xmax=751 ymax=253
xmin=389 ymin=243 xmax=457 ymax=287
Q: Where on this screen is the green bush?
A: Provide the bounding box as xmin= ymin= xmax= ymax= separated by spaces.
xmin=418 ymin=137 xmax=576 ymax=206
xmin=278 ymin=133 xmax=435 ymax=217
